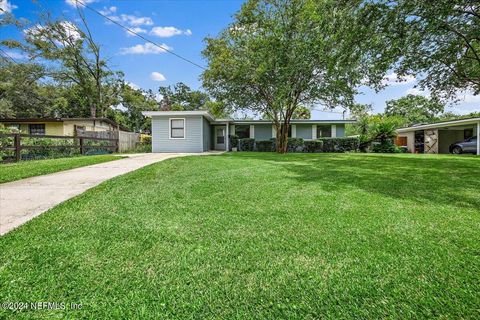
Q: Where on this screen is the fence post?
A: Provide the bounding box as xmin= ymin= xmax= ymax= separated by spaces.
xmin=79 ymin=137 xmax=84 ymax=155
xmin=14 ymin=133 xmax=21 ymax=162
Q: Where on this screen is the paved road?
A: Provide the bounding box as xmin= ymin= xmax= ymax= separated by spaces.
xmin=0 ymin=153 xmax=219 ymax=235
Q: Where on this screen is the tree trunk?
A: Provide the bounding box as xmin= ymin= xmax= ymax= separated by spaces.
xmin=275 ymin=122 xmax=289 ymax=153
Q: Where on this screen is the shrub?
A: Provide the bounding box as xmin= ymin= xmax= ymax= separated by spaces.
xmin=318 ymin=137 xmax=360 ymax=152
xmin=372 ymin=141 xmax=401 ymax=153
xmin=229 ymin=135 xmax=239 ymax=149
xmin=304 ymin=140 xmax=323 ymax=153
xmin=256 ymin=140 xmax=274 ymax=152
xmin=238 ymin=138 xmax=254 ymax=151
xmin=287 ymin=138 xmax=304 ymax=152
xmin=140 ymin=134 xmax=152 ymax=144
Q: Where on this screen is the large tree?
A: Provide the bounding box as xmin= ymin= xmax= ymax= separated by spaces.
xmin=3 ymin=7 xmax=122 ymax=118
xmin=360 ymin=0 xmax=480 ymax=99
xmin=202 ymin=0 xmax=369 ymax=153
xmin=385 ymin=94 xmax=444 ymax=126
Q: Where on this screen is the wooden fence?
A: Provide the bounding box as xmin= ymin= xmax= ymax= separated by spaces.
xmin=0 ymin=133 xmax=118 ymax=163
xmin=76 ymin=129 xmax=140 ymax=152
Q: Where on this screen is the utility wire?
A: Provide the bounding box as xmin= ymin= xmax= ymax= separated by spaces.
xmin=0 ymin=48 xmax=19 ymax=64
xmin=73 ymin=0 xmax=206 ymax=70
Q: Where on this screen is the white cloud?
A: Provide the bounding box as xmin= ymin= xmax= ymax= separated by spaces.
xmin=150 ymin=26 xmax=192 ymax=38
xmin=0 ymin=0 xmax=17 ymax=14
xmin=126 ymin=82 xmax=141 ymax=90
xmin=110 ymin=14 xmax=153 ymax=27
xmin=126 ymin=27 xmax=147 ymax=37
xmin=405 ymin=87 xmax=430 ymax=97
xmin=99 ymin=6 xmax=117 ymax=15
xmin=461 ymin=93 xmax=480 ymax=103
xmin=3 ymin=50 xmax=28 ymax=60
xmin=150 ymin=72 xmax=166 ymax=81
xmin=119 ymin=42 xmax=172 ymax=55
xmin=65 ymin=0 xmax=95 ymax=7
xmin=382 ymin=72 xmax=416 ymax=86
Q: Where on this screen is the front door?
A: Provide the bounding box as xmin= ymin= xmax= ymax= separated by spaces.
xmin=215 ymin=126 xmax=226 ymax=150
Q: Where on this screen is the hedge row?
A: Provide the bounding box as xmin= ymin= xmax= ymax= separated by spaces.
xmin=232 ymin=137 xmax=360 ymax=153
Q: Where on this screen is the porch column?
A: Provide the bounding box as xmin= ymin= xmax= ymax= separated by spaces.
xmin=312 ymin=125 xmax=317 ymax=140
xmin=249 ymin=125 xmax=255 ymax=139
xmin=477 ymin=121 xmax=480 ymax=155
xmin=272 ymin=125 xmax=276 ymax=138
xmin=331 ymin=125 xmax=337 ymax=138
xmin=226 ymin=122 xmax=229 ymax=151
xmin=291 ymin=125 xmax=296 ymax=138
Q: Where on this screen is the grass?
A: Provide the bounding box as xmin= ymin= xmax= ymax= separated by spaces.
xmin=0 ymin=153 xmax=479 ymax=319
xmin=0 ymin=155 xmax=121 ymax=184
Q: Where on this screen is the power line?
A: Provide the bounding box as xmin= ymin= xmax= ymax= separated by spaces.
xmin=0 ymin=48 xmax=19 ymax=64
xmin=72 ymin=0 xmax=206 ymax=70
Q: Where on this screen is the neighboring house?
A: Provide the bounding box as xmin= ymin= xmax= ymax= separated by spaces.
xmin=142 ymin=110 xmax=355 ymax=153
xmin=0 ymin=118 xmax=127 ymax=136
xmin=396 ymin=117 xmax=480 ymax=155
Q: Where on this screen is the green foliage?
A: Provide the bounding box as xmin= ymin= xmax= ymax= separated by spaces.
xmin=229 ymin=135 xmax=239 ymax=149
xmin=287 ymin=138 xmax=304 ymax=153
xmin=360 ymin=0 xmax=480 ymax=99
xmin=385 ymin=94 xmax=444 ymax=126
xmin=238 ymin=138 xmax=254 ymax=151
xmin=318 ymin=137 xmax=360 ymax=153
xmin=255 ymin=140 xmax=274 ymax=152
xmin=303 ymin=140 xmax=323 ymax=153
xmin=202 ymin=0 xmax=368 ymax=152
xmin=372 ymin=141 xmax=401 ymax=153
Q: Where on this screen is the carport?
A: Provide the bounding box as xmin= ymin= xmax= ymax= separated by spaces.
xmin=396 ymin=117 xmax=480 ymax=155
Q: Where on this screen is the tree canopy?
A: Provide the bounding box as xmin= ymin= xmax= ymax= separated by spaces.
xmin=385 ymin=94 xmax=444 ymax=126
xmin=202 ymin=0 xmax=370 ymax=152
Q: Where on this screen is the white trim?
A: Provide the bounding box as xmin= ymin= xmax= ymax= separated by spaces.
xmin=144 ymin=110 xmax=215 ymax=122
xmin=477 ymin=121 xmax=480 ymax=156
xmin=331 ymin=125 xmax=337 ymax=138
xmin=226 ymin=122 xmax=229 ymax=151
xmin=272 ymin=125 xmax=276 ymax=138
xmin=312 ymin=125 xmax=317 ymax=140
xmin=250 ymin=125 xmax=255 ymax=139
xmin=169 ymin=118 xmax=186 ymax=139
xmin=291 ymin=125 xmax=296 ymax=138
xmin=397 ymin=117 xmax=480 ymax=133
xmin=230 ymin=124 xmax=235 ymax=137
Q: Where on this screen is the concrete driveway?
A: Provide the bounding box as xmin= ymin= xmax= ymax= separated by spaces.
xmin=0 ymin=152 xmax=220 ymax=235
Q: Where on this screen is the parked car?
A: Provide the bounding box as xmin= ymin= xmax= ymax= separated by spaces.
xmin=449 ymin=136 xmax=477 ymax=154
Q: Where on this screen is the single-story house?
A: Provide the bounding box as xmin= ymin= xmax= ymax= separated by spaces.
xmin=0 ymin=118 xmax=127 ymax=136
xmin=396 ymin=117 xmax=480 ymax=155
xmin=142 ymin=110 xmax=355 ymax=153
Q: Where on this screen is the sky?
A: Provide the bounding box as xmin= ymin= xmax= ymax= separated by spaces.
xmin=1 ymin=0 xmax=479 ymax=120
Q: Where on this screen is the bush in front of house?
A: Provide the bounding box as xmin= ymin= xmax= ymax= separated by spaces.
xmin=238 ymin=138 xmax=254 ymax=151
xmin=287 ymin=138 xmax=304 ymax=152
xmin=304 ymin=140 xmax=323 ymax=153
xmin=229 ymin=135 xmax=239 ymax=149
xmin=318 ymin=137 xmax=360 ymax=152
xmin=256 ymin=140 xmax=274 ymax=152
xmin=372 ymin=141 xmax=401 ymax=153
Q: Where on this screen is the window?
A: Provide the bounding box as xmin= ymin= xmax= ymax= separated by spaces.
xmin=235 ymin=125 xmax=250 ymax=139
xmin=29 ymin=124 xmax=45 ymax=135
xmin=317 ymin=125 xmax=331 ymax=138
xmin=170 ymin=118 xmax=185 ymax=139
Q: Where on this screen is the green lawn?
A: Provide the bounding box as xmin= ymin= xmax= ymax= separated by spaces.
xmin=0 ymin=153 xmax=479 ymax=319
xmin=0 ymin=155 xmax=121 ymax=183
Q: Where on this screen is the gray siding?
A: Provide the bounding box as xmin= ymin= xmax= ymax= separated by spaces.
xmin=336 ymin=124 xmax=345 ymax=137
xmin=254 ymin=124 xmax=272 ymax=140
xmin=202 ymin=118 xmax=211 ymax=151
xmin=151 ymin=115 xmax=203 ymax=153
xmin=296 ymin=124 xmax=312 ymax=139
